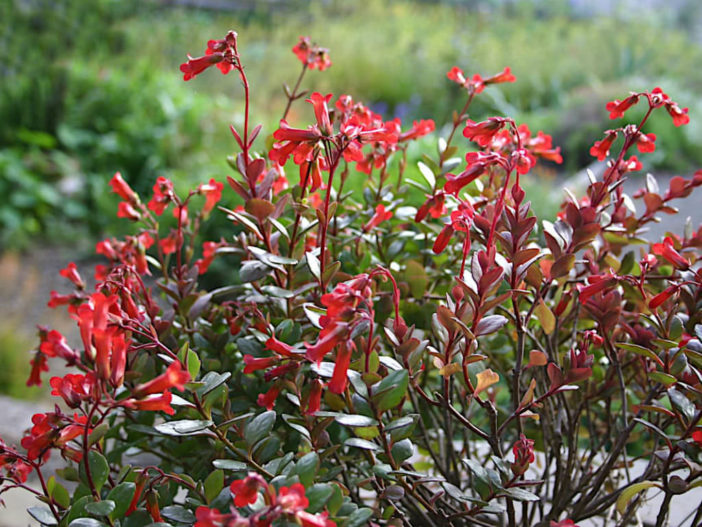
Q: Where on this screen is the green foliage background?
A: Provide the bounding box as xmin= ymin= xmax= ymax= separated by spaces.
xmin=1 ymin=0 xmax=701 ymax=248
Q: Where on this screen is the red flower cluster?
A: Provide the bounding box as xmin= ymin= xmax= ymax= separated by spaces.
xmin=606 ymin=87 xmax=689 ymax=126
xmin=195 ymin=473 xmax=334 ymax=527
xmin=447 ymin=66 xmax=516 ymax=94
xmin=305 ymin=274 xmax=374 ymax=393
xmin=292 ymin=36 xmax=332 ymax=71
xmin=21 ymin=411 xmax=89 ymax=463
xmin=180 ymin=31 xmax=239 ymax=81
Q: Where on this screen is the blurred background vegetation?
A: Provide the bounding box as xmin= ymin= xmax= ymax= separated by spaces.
xmin=2 ymin=0 xmax=702 ymax=249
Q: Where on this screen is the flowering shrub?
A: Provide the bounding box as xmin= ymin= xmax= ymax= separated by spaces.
xmin=2 ymin=30 xmax=702 ymax=527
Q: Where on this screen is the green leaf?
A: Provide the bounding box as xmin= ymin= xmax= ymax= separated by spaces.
xmin=196 ymin=372 xmax=231 ymax=396
xmin=391 ymin=439 xmax=414 ymax=464
xmin=204 ymin=470 xmax=224 ymax=503
xmin=84 ymin=500 xmax=115 ymax=517
xmin=161 ymin=505 xmax=196 ymax=524
xmin=68 ymin=520 xmax=107 ymax=527
xmin=240 ymin=260 xmax=271 ymax=282
xmin=306 ymin=252 xmax=321 ymax=280
xmin=344 ymin=438 xmax=381 ymax=451
xmin=295 ymin=452 xmax=319 ymax=487
xmin=417 ymin=161 xmax=436 ymax=189
xmin=503 ymin=487 xmax=540 ymax=502
xmin=334 ymin=414 xmax=378 ymax=427
xmin=245 ymin=411 xmax=276 ymax=446
xmin=154 ymin=419 xmax=213 ymax=436
xmin=305 ymin=483 xmax=334 ymax=513
xmin=346 ymin=507 xmax=373 ymax=527
xmin=372 ymin=369 xmax=409 ymax=412
xmin=386 ymin=414 xmax=418 ymax=441
xmin=212 ymin=459 xmax=247 ymax=471
xmin=186 ymin=348 xmax=201 ymax=379
xmin=616 ymin=343 xmax=662 ymax=364
xmin=668 ymin=388 xmax=695 ymax=421
xmin=27 ymin=506 xmax=57 ymax=526
xmin=47 ymin=476 xmax=71 ymax=509
xmin=649 ymin=371 xmax=677 ymax=385
xmin=79 ymin=451 xmax=110 ymax=492
xmin=87 ymin=423 xmax=110 ymax=447
xmin=616 ymin=481 xmax=659 ymax=514
xmin=106 ymin=482 xmax=136 ymax=520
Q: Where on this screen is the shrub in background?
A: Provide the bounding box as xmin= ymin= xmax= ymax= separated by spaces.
xmin=1 ymin=30 xmax=701 ymax=527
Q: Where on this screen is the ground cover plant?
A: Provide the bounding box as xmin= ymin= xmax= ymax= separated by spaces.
xmin=1 ymin=29 xmax=702 ymax=527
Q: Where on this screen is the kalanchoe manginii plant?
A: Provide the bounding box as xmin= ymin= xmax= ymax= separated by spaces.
xmin=2 ymin=30 xmax=702 ymax=527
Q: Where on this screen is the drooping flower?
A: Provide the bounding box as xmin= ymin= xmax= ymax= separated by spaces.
xmin=463 ymin=118 xmax=508 ymax=147
xmin=363 ymin=204 xmax=393 ymax=232
xmin=652 ymin=236 xmax=689 ymax=270
xmin=132 ymin=361 xmax=190 ymax=398
xmin=635 ymin=132 xmax=656 ymax=154
xmin=590 ymin=130 xmax=618 ymax=161
xmin=196 ymin=178 xmax=224 ymax=215
xmin=605 ymin=94 xmax=640 ymax=119
xmin=147 ymin=177 xmax=175 ymax=216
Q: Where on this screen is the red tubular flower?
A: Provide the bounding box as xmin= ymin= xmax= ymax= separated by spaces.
xmin=483 ymin=66 xmax=516 ymax=85
xmin=551 ymin=521 xmax=580 ymax=527
xmin=117 ymin=201 xmax=141 ymax=221
xmin=147 ymin=177 xmax=175 ymax=215
xmin=145 ymin=491 xmax=163 ymax=522
xmin=432 ymin=224 xmax=455 ymax=254
xmin=666 ymin=102 xmax=689 ymax=126
xmin=363 ymin=204 xmax=393 ymax=232
xmin=257 ymin=384 xmax=281 ymax=410
xmin=304 ymin=323 xmax=348 ymax=364
xmin=110 ymin=172 xmax=138 ymax=204
xmin=59 ymin=262 xmax=85 ymax=289
xmin=277 ymin=483 xmax=308 ymax=513
xmin=652 ymin=237 xmax=689 ymax=270
xmin=415 ymin=192 xmax=445 ymax=222
xmin=123 ymin=392 xmax=175 ymax=415
xmin=243 ymin=355 xmax=278 ymax=374
xmin=180 ymin=53 xmax=226 ymax=81
xmin=195 ymin=240 xmax=222 ymax=275
xmin=27 ymin=353 xmax=49 ymax=387
xmin=40 ymin=330 xmax=79 ymax=363
xmin=447 ymin=66 xmax=468 ymax=85
xmin=304 ymin=379 xmax=324 ymax=415
xmin=692 ymin=430 xmax=702 ymax=447
xmin=265 ymin=336 xmax=297 ymax=357
xmin=230 ymin=474 xmax=264 ymax=507
xmin=589 ymin=131 xmax=617 ymax=161
xmin=649 ymin=285 xmax=678 ymax=309
xmin=133 ymin=361 xmax=190 ymax=398
xmin=329 ymin=342 xmax=353 ymax=394
xmin=635 ymin=132 xmax=656 ymax=154
xmin=126 ymin=474 xmax=148 ymax=516
xmin=308 ymin=92 xmax=334 ymax=136
xmin=47 ymin=290 xmax=72 ymax=308
xmin=605 ymin=94 xmax=640 ymax=119
xmin=400 ymin=119 xmax=435 ymax=142
xmin=463 ymin=118 xmax=508 ymax=147
xmin=444 ymin=164 xmax=487 ymax=195
xmin=198 ymin=178 xmax=224 ymax=215
xmin=50 ymin=373 xmax=97 ymax=408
